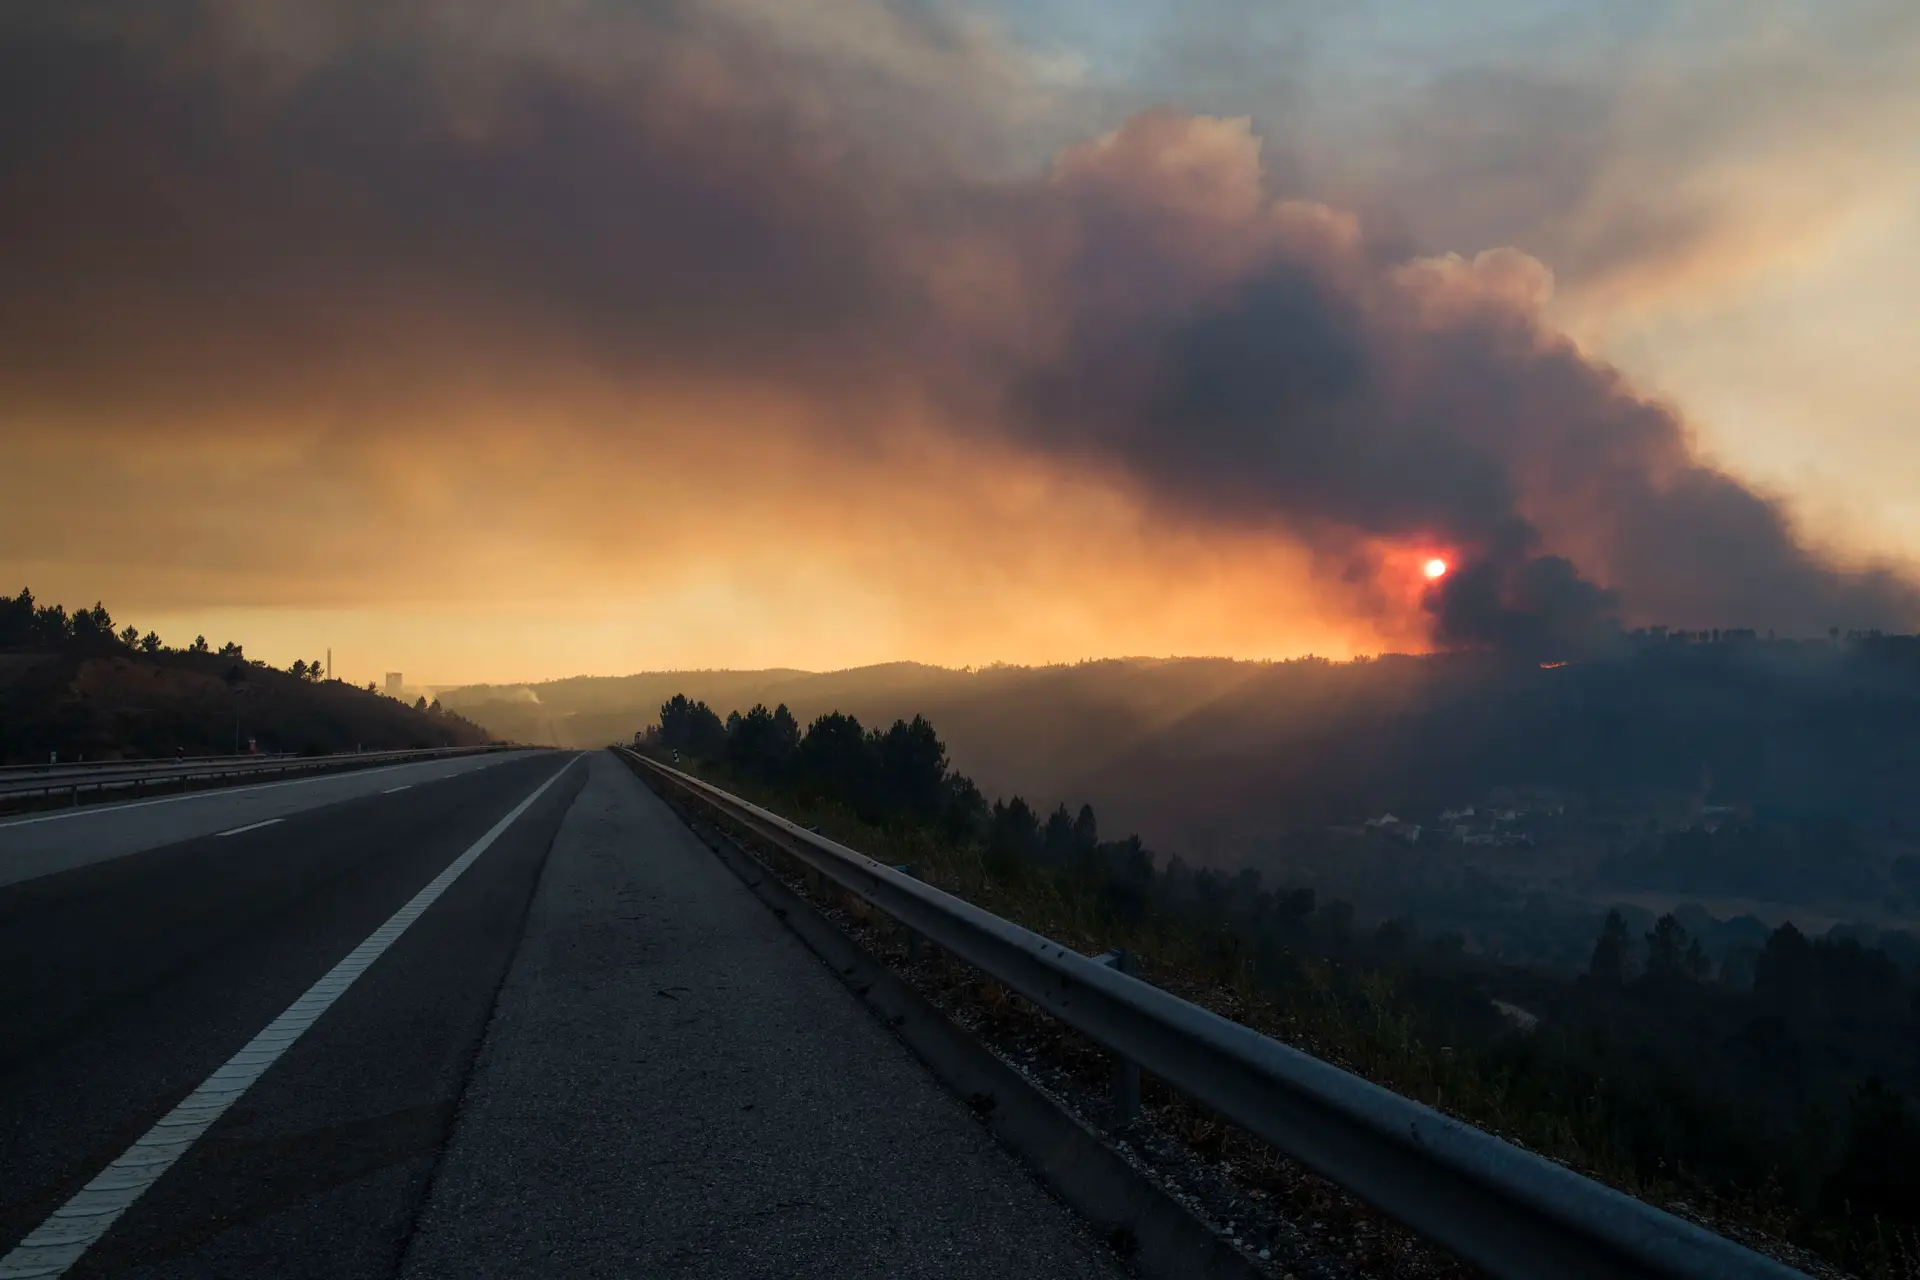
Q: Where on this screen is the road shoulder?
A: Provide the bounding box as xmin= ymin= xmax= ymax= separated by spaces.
xmin=400 ymin=750 xmax=1123 ymax=1280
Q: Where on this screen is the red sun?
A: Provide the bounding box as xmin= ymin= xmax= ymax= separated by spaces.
xmin=1423 ymin=557 xmax=1449 ymax=580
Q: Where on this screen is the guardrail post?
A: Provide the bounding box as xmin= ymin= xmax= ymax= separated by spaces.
xmin=1095 ymin=948 xmax=1140 ymax=1124
xmin=803 ymin=827 xmax=827 ymax=902
xmin=893 ymin=865 xmax=923 ymax=963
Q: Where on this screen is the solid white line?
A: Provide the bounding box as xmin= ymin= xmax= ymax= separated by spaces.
xmin=0 ymin=756 xmax=577 ymax=1279
xmin=214 ymin=819 xmax=282 ymax=838
xmin=0 ymin=754 xmax=522 ymax=831
xmin=382 ymin=786 xmax=412 ymax=794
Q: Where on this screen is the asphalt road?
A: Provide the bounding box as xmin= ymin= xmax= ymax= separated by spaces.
xmin=0 ymin=751 xmax=583 ymax=1278
xmin=0 ymin=750 xmax=1124 ymax=1278
xmin=0 ymin=750 xmax=546 ymax=890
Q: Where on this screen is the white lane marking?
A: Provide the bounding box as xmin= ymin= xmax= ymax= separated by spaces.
xmin=382 ymin=786 xmax=412 ymax=794
xmin=0 ymin=756 xmax=578 ymax=1279
xmin=0 ymin=754 xmax=526 ymax=830
xmin=214 ymin=819 xmax=282 ymax=838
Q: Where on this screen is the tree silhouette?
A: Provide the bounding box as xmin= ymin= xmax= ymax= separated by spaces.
xmin=69 ymin=602 xmax=113 ymax=649
xmin=1042 ymin=801 xmax=1101 ymax=863
xmin=723 ymin=703 xmax=801 ymax=782
xmin=1074 ymin=803 xmax=1098 ymax=850
xmin=986 ymin=797 xmax=1039 ymax=877
xmin=1589 ymin=909 xmax=1631 ymax=989
xmin=139 ymin=631 xmax=161 ymax=653
xmin=1684 ymin=936 xmax=1710 ymax=981
xmin=875 ymin=715 xmax=947 ymax=821
xmin=940 ymin=773 xmax=986 ymax=843
xmin=1643 ymin=913 xmax=1694 ymax=985
xmin=0 ymin=588 xmax=32 ymax=648
xmin=189 ymin=635 xmax=210 ymax=654
xmin=0 ymin=592 xmax=139 ymax=652
xmin=657 ymin=695 xmax=728 ymax=759
xmin=34 ymin=602 xmax=71 ymax=646
xmin=689 ymin=703 xmax=725 ymax=757
xmin=657 ymin=694 xmax=693 ymax=746
xmin=1323 ymin=898 xmax=1356 ymax=949
xmin=1273 ymin=887 xmax=1316 ymax=932
xmin=1093 ymin=833 xmax=1154 ymax=923
xmin=655 ymin=691 xmax=1134 ymax=884
xmin=795 ymin=711 xmax=874 ymax=810
xmin=1754 ymin=921 xmax=1816 ymax=1017
xmin=1043 ymin=804 xmax=1075 ymax=860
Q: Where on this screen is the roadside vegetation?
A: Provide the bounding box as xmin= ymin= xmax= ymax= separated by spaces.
xmin=645 ymin=693 xmax=1920 ymax=1278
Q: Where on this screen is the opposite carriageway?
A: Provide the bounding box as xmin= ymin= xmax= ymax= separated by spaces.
xmin=0 ymin=745 xmax=513 ymax=810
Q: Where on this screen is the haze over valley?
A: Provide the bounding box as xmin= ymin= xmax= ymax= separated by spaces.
xmin=442 ymin=635 xmax=1920 ymax=968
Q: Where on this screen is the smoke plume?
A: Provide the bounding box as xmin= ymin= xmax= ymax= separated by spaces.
xmin=1 ymin=4 xmax=1914 ymax=655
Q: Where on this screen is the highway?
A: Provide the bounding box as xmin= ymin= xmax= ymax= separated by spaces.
xmin=0 ymin=746 xmax=507 ymax=810
xmin=0 ymin=750 xmax=532 ymax=890
xmin=0 ymin=750 xmax=1121 ymax=1278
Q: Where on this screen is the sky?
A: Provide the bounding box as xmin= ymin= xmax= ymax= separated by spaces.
xmin=1 ymin=0 xmax=1916 ymax=685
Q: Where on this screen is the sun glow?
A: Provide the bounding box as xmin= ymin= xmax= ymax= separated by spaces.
xmin=1423 ymin=558 xmax=1449 ymax=580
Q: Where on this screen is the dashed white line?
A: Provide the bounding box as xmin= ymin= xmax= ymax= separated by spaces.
xmin=382 ymin=786 xmax=412 ymax=794
xmin=0 ymin=757 xmax=577 ymax=1279
xmin=214 ymin=819 xmax=283 ymax=838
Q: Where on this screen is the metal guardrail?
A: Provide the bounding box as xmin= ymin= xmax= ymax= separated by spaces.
xmin=619 ymin=748 xmax=1807 ymax=1280
xmin=0 ymin=751 xmax=290 ymax=772
xmin=0 ymin=752 xmax=295 ymax=778
xmin=0 ymin=745 xmax=511 ymax=805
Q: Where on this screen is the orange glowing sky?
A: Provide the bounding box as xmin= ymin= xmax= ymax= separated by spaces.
xmin=2 ymin=2 xmax=1916 ymax=685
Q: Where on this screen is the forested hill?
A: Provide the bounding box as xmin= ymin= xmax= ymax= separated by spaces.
xmin=0 ymin=590 xmax=494 ymax=762
xmin=443 ymin=636 xmax=1920 ymax=855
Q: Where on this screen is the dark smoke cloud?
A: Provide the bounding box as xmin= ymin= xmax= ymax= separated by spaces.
xmin=973 ymin=111 xmax=1920 ymax=643
xmin=0 ymin=3 xmax=929 ymax=418
xmin=1 ymin=4 xmax=1914 ymax=650
xmin=1428 ymin=526 xmax=1620 ymax=660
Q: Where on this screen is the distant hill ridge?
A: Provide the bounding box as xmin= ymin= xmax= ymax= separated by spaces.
xmin=438 ymin=638 xmax=1920 ymax=860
